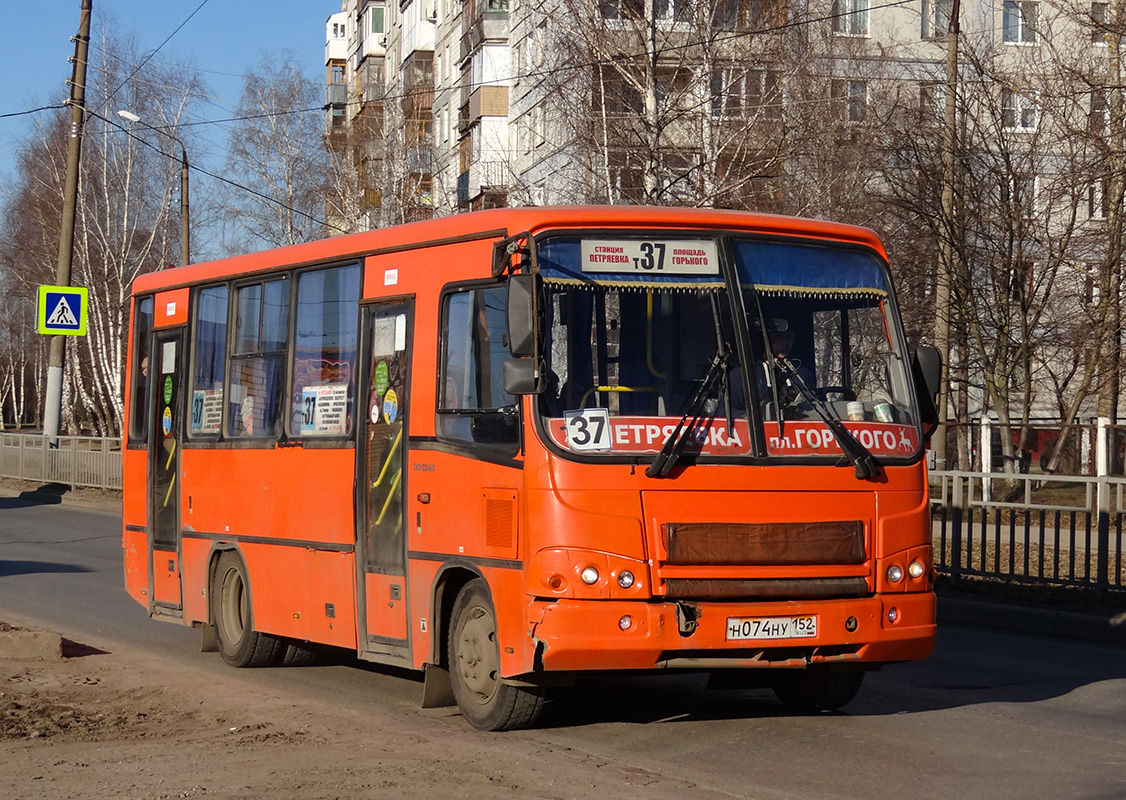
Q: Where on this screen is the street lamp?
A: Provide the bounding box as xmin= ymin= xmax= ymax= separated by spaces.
xmin=117 ymin=110 xmax=190 ymax=268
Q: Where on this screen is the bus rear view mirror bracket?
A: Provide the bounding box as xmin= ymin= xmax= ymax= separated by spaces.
xmin=503 ymin=357 xmax=545 ymax=395
xmin=506 ymin=273 xmax=541 ymax=358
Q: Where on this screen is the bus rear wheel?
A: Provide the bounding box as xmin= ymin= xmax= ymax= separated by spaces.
xmin=772 ymin=665 xmax=865 ymax=712
xmin=448 ymin=579 xmax=545 ymax=731
xmin=211 ymin=551 xmax=282 ymax=668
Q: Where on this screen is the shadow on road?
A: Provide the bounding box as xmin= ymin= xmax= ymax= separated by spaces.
xmin=0 ymin=559 xmax=92 ymax=578
xmin=0 ymin=483 xmax=70 ymax=509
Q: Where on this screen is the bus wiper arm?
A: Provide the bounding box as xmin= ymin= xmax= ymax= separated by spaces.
xmin=773 ymin=356 xmax=882 ymax=481
xmin=646 ymin=352 xmax=729 ymax=479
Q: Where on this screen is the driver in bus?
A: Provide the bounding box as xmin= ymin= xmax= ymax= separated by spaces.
xmin=729 ymin=316 xmax=814 ymax=418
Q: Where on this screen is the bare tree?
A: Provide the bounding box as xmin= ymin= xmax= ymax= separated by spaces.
xmin=0 ymin=21 xmax=205 ymax=435
xmin=220 ymin=52 xmax=345 ymax=251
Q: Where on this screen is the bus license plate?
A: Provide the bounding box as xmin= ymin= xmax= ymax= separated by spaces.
xmin=726 ymin=615 xmax=817 ymax=641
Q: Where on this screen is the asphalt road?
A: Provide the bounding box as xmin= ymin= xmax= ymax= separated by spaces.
xmin=2 ymin=494 xmax=1125 ymax=800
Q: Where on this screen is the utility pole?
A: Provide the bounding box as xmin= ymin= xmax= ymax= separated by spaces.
xmin=1099 ymin=0 xmax=1125 ymax=465
xmin=44 ymin=0 xmax=92 ymax=445
xmin=933 ymin=0 xmax=960 ymax=471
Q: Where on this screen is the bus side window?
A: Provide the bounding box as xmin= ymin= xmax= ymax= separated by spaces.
xmin=128 ymin=297 xmax=154 ymax=445
xmin=290 ymin=264 xmax=361 ymax=437
xmin=228 ymin=279 xmax=289 ymax=439
xmin=189 ymin=285 xmax=228 ymax=437
xmin=437 ymin=286 xmax=518 ymax=448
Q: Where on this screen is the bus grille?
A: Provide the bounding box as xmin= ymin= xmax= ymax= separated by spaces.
xmin=657 ymin=520 xmax=870 ymax=601
xmin=663 ymin=521 xmax=865 ymax=566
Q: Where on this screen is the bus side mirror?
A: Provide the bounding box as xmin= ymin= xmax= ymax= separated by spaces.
xmin=503 ymin=357 xmax=545 ymax=395
xmin=912 ymin=346 xmax=942 ymax=427
xmin=506 ymin=274 xmax=540 ymax=358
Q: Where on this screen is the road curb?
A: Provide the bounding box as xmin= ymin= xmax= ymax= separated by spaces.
xmin=938 ymin=593 xmax=1126 ymax=648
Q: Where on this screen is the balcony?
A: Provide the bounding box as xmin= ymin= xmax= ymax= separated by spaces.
xmin=324 ymin=82 xmax=348 ymax=109
xmin=460 ymin=10 xmax=509 ymax=61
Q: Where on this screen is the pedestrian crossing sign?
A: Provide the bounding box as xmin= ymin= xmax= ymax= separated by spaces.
xmin=36 ymin=285 xmax=88 ymax=336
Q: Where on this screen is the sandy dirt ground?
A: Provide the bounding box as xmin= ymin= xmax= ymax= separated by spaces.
xmin=0 ymin=621 xmax=700 ymax=800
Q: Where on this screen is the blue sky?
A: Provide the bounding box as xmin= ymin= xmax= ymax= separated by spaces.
xmin=0 ymin=0 xmax=338 ymax=184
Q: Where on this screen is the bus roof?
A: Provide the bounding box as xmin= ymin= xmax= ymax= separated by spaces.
xmin=131 ymin=205 xmax=888 ymax=295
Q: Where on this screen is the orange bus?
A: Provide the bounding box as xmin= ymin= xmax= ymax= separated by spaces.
xmin=123 ymin=206 xmax=941 ymax=730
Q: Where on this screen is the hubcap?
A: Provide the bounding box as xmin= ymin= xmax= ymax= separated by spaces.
xmin=456 ymin=604 xmax=498 ymax=703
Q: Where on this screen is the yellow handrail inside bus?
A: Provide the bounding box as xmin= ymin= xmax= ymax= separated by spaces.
xmin=162 ymin=475 xmax=176 ymax=509
xmin=579 ymin=385 xmax=657 ymax=409
xmin=374 ymin=469 xmax=402 ymax=526
xmin=164 ymin=440 xmax=176 ymax=470
xmin=372 ymin=426 xmax=403 ymax=489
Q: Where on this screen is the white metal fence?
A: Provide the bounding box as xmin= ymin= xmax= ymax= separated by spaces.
xmin=0 ymin=434 xmax=122 ymax=490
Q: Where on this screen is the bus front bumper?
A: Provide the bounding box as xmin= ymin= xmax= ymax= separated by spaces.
xmin=523 ymin=592 xmax=935 ymax=673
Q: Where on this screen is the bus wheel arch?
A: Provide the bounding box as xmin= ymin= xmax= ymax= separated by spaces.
xmin=208 ymin=548 xmax=283 ymax=668
xmin=447 ymin=577 xmax=545 ymax=731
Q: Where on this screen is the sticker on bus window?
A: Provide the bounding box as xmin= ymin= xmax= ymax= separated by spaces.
xmin=372 ymin=317 xmax=396 ymax=355
xmin=374 ymin=360 xmax=390 ymax=396
xmin=299 ymin=383 xmax=349 ymax=435
xmin=580 ymin=239 xmax=719 ymax=276
xmin=190 ymin=389 xmax=222 ymax=434
xmin=383 ymin=388 xmax=399 ymax=424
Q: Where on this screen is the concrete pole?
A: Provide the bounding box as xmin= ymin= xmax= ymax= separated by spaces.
xmin=44 ymin=0 xmax=92 ymax=446
xmin=933 ymin=0 xmax=960 ymax=471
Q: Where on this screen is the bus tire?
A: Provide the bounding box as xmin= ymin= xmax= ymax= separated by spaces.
xmin=280 ymin=641 xmax=320 ymax=667
xmin=448 ymin=579 xmax=545 ymax=731
xmin=772 ymin=665 xmax=865 ymax=712
xmin=211 ymin=551 xmax=283 ymax=668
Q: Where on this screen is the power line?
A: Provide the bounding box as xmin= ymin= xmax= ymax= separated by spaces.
xmin=98 ymin=0 xmax=212 ymax=113
xmin=86 ymin=109 xmax=342 ymax=235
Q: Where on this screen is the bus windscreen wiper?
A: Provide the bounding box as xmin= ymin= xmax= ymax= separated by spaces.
xmin=646 ymin=352 xmax=729 ymax=479
xmin=772 ymin=356 xmax=882 ymax=481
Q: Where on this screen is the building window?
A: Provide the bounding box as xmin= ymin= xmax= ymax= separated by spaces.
xmin=533 ymin=104 xmax=546 ymax=148
xmin=1001 ymin=88 xmax=1038 ymax=131
xmin=1001 ymin=175 xmax=1037 ymax=217
xmin=1090 ymin=88 xmax=1108 ymax=133
xmin=1002 ymin=1 xmax=1038 ymax=44
xmin=921 ymin=0 xmax=952 ymax=38
xmin=832 ymin=79 xmax=868 ymax=123
xmin=920 ymin=82 xmax=946 ymax=123
xmin=711 ymin=67 xmax=782 ymax=120
xmin=1092 ymin=2 xmax=1108 ymax=43
xmin=1089 ymin=179 xmax=1108 ymax=220
xmin=330 ymin=63 xmax=346 ymax=84
xmin=369 ymin=5 xmax=386 ymax=34
xmin=831 ymin=0 xmax=869 ymax=36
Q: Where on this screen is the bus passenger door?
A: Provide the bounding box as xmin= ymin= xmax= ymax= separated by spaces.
xmin=150 ymin=330 xmax=183 ymax=612
xmin=357 ymin=300 xmax=412 ymax=659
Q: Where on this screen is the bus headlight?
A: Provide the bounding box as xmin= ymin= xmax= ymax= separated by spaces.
xmin=617 ymin=570 xmax=635 ymax=589
xmin=907 ymin=560 xmax=926 ymax=579
xmin=886 ymin=564 xmax=903 ymax=583
xmin=580 ymin=566 xmax=600 ymax=585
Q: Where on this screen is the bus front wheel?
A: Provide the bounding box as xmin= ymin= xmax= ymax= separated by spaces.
xmin=772 ymin=665 xmax=865 ymax=712
xmin=211 ymin=551 xmax=283 ymax=668
xmin=448 ymin=579 xmax=545 ymax=731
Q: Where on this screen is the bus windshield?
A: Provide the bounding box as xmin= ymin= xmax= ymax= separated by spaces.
xmin=535 ymin=234 xmax=920 ymax=463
